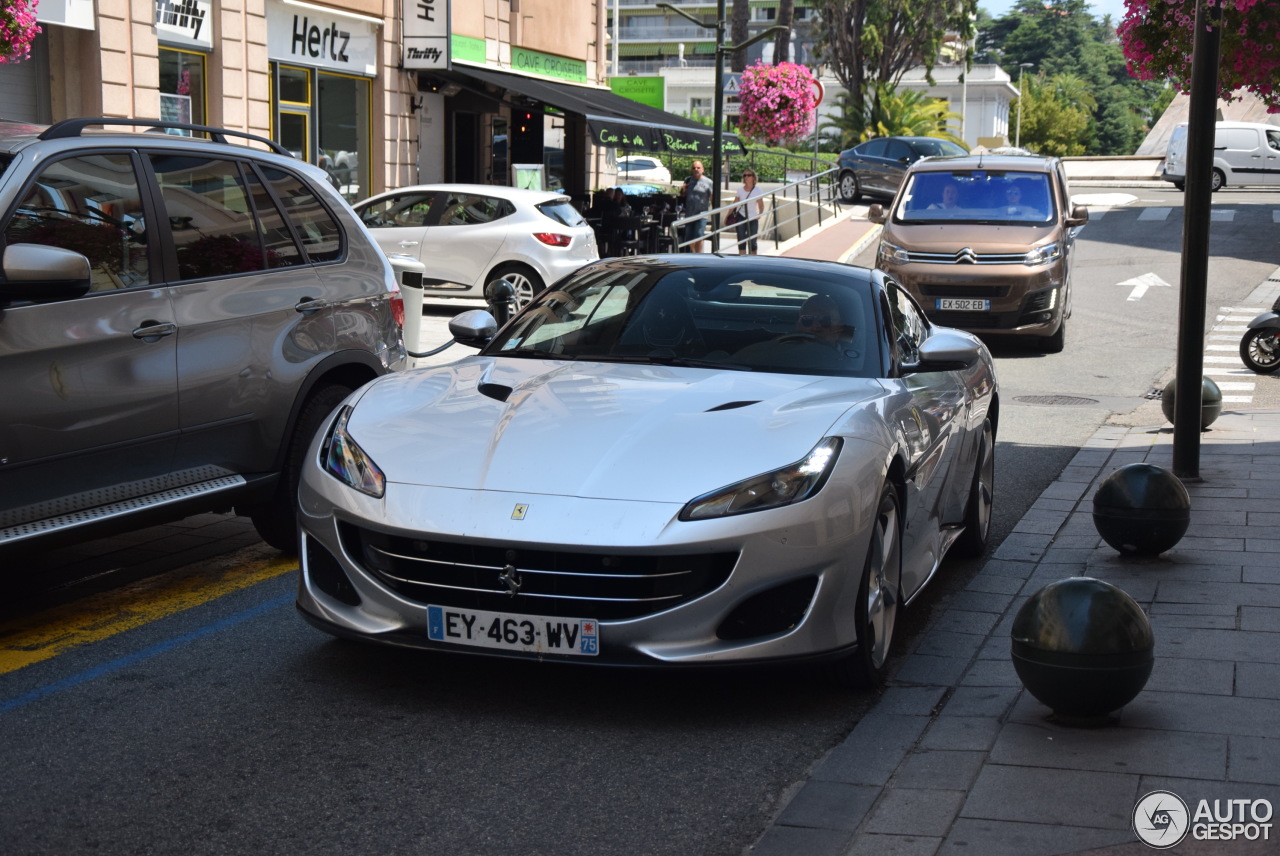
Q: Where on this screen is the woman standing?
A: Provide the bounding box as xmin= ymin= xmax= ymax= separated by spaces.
xmin=732 ymin=170 xmax=765 ymax=255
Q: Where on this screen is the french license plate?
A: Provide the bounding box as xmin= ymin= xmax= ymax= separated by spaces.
xmin=426 ymin=605 xmax=599 ymax=656
xmin=937 ymin=298 xmax=990 ymax=311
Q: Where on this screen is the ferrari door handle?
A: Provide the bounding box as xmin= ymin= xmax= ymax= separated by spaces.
xmin=295 ymin=297 xmax=332 ymax=313
xmin=132 ymin=321 xmax=177 ymax=341
xmin=397 ymin=241 xmax=419 ymax=248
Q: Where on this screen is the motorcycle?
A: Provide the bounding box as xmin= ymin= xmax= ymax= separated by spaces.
xmin=1240 ymin=294 xmax=1280 ymax=374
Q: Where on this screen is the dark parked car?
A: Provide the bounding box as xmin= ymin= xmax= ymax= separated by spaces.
xmin=0 ymin=118 xmax=407 ymax=555
xmin=836 ymin=136 xmax=968 ymax=203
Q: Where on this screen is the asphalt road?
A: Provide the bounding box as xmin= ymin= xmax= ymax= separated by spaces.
xmin=3 ymin=185 xmax=1278 ymax=855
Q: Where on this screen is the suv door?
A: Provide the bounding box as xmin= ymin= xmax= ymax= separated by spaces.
xmin=0 ymin=152 xmax=179 ymax=529
xmin=145 ymin=152 xmax=337 ymax=478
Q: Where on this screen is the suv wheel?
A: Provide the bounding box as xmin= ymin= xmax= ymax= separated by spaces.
xmin=250 ymin=383 xmax=354 ymax=553
xmin=838 ymin=171 xmax=861 ymax=204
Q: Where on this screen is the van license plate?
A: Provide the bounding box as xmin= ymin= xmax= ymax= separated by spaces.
xmin=427 ymin=605 xmax=599 ymax=656
xmin=937 ymin=298 xmax=990 ymax=311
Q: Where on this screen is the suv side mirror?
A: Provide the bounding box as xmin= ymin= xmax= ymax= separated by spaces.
xmin=0 ymin=244 xmax=92 ymax=303
xmin=1066 ymin=204 xmax=1089 ymax=228
xmin=867 ymin=204 xmax=887 ymax=225
xmin=448 ymin=309 xmax=498 ymax=348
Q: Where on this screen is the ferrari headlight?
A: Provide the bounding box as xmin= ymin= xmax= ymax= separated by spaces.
xmin=322 ymin=406 xmax=385 ymax=498
xmin=1023 ymin=242 xmax=1061 ymax=266
xmin=878 ymin=240 xmax=910 ymax=266
xmin=680 ymin=438 xmax=841 ymax=521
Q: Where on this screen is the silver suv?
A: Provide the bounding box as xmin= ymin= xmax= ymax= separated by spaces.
xmin=0 ymin=118 xmax=406 ymax=554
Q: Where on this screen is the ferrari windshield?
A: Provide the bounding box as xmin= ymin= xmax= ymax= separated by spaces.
xmin=485 ymin=261 xmax=884 ymax=378
xmin=895 ymin=169 xmax=1056 ymax=226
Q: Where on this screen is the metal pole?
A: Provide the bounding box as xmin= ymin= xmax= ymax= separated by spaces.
xmin=1015 ymin=63 xmax=1032 ymax=148
xmin=1172 ymin=1 xmax=1223 ymax=479
xmin=611 ymin=0 xmax=619 ymax=76
xmin=711 ymin=0 xmax=726 ymax=253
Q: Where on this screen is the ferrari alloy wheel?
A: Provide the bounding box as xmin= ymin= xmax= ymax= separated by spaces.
xmin=834 ymin=482 xmax=902 ymax=688
xmin=952 ymin=418 xmax=995 ymax=559
xmin=1240 ymin=328 xmax=1280 ymax=374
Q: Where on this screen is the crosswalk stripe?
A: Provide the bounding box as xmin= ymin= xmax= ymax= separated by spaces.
xmin=1138 ymin=207 xmax=1172 ymax=221
xmin=1211 ymin=210 xmax=1237 ymax=221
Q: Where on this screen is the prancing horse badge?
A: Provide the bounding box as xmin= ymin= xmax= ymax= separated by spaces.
xmin=511 ymin=504 xmax=529 ymax=520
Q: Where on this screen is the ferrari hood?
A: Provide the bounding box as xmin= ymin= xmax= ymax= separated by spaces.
xmin=342 ymin=357 xmax=887 ymax=503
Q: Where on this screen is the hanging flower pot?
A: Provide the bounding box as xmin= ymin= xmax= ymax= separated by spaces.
xmin=0 ymin=0 xmax=42 ymax=65
xmin=737 ymin=61 xmax=819 ymax=146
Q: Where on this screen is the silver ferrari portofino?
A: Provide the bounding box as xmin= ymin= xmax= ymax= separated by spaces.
xmin=296 ymin=255 xmax=998 ymax=686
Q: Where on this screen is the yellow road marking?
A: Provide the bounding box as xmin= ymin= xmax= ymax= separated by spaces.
xmin=0 ymin=552 xmax=297 ymax=675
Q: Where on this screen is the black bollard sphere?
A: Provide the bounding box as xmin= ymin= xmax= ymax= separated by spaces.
xmin=1092 ymin=463 xmax=1191 ymax=556
xmin=1011 ymin=577 xmax=1154 ymax=719
xmin=1160 ymin=375 xmax=1222 ymax=429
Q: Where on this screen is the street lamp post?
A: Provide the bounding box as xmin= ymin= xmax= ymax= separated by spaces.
xmin=657 ymin=1 xmax=786 ymax=251
xmin=1015 ymin=62 xmax=1033 ymax=149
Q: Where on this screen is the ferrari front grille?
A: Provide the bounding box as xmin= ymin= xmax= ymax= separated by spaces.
xmin=339 ymin=523 xmax=737 ymax=620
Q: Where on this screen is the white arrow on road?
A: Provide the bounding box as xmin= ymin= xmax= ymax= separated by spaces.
xmin=1118 ymin=272 xmax=1172 ymax=301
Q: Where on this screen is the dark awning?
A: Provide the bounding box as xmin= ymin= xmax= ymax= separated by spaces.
xmin=456 ymin=66 xmax=744 ymax=157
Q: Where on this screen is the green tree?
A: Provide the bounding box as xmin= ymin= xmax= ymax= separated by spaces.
xmin=1015 ymin=73 xmax=1092 ymax=156
xmin=822 ymin=84 xmax=963 ymax=148
xmin=812 ymin=0 xmax=979 ymax=123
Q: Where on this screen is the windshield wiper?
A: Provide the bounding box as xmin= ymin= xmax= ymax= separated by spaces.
xmin=494 ymin=347 xmax=575 ymax=360
xmin=575 ymin=353 xmax=755 ymax=371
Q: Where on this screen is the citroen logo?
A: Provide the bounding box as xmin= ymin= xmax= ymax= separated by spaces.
xmin=498 ymin=564 xmax=522 ymax=597
xmin=956 ymin=247 xmax=978 ymax=264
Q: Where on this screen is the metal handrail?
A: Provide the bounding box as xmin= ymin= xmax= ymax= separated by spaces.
xmin=666 ymin=166 xmax=842 ymax=254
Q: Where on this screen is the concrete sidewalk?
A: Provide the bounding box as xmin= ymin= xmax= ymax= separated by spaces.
xmin=749 ymin=410 xmax=1280 ymax=856
xmin=742 ymin=213 xmax=1280 ymax=855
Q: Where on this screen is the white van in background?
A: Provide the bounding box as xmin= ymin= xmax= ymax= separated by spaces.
xmin=1162 ymin=121 xmax=1280 ymax=190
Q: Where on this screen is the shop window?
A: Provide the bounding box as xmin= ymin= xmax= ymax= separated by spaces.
xmin=4 ymin=154 xmax=150 ymax=291
xmin=159 ymin=49 xmax=207 ymax=127
xmin=272 ymin=64 xmax=370 ymax=202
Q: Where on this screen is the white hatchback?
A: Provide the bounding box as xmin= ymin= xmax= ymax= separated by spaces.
xmin=618 ymin=155 xmax=672 ymax=186
xmin=354 ymin=184 xmax=599 ymax=307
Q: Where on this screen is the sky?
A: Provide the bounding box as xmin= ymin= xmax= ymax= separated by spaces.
xmin=980 ymin=0 xmax=1130 ymax=24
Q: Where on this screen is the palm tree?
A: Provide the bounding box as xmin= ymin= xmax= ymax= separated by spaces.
xmin=821 ymin=85 xmax=964 ymax=148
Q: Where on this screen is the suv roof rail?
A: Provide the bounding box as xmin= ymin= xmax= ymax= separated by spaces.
xmin=40 ymin=118 xmax=295 ymax=158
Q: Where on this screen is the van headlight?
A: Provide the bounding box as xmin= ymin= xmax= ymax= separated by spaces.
xmin=878 ymin=240 xmax=910 ymax=266
xmin=679 ymin=438 xmax=841 ymax=520
xmin=1024 ymin=242 xmax=1061 ymax=266
xmin=322 ymin=406 xmax=386 ymax=498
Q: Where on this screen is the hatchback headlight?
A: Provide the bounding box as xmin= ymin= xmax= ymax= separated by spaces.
xmin=322 ymin=406 xmax=385 ymax=498
xmin=1024 ymin=242 xmax=1061 ymax=266
xmin=878 ymin=240 xmax=910 ymax=266
xmin=680 ymin=438 xmax=841 ymax=521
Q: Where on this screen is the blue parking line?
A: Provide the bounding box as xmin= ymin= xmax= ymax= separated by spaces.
xmin=0 ymin=593 xmax=293 ymax=715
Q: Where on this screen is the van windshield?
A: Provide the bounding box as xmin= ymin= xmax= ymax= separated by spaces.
xmin=895 ymin=170 xmax=1055 ymax=226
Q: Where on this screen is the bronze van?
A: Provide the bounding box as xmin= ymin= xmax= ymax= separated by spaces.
xmin=867 ymin=153 xmax=1088 ymax=353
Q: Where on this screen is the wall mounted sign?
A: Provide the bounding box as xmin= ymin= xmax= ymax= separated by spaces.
xmin=155 ymin=0 xmax=213 ymax=50
xmin=266 ymin=0 xmax=379 ymax=77
xmin=402 ymin=0 xmax=450 ymax=70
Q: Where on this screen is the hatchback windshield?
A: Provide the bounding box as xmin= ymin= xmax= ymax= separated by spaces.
xmin=896 ymin=170 xmax=1055 ymax=225
xmin=485 ymin=263 xmax=882 ymax=378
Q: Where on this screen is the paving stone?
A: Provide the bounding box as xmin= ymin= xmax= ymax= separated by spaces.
xmin=845 ymin=833 xmax=942 ymax=856
xmin=947 ymin=590 xmax=1015 ymax=615
xmin=864 ymin=788 xmax=966 ymax=837
xmin=813 ymin=712 xmax=930 ymax=787
xmin=1240 ymin=606 xmax=1280 ymax=632
xmin=911 ymin=629 xmax=986 ymax=661
xmin=1236 ymin=662 xmax=1280 ymax=700
xmin=937 ymin=819 xmax=1132 ymax=856
xmin=892 ymin=655 xmax=971 ymax=687
xmin=960 ymin=765 xmax=1139 ymax=829
xmin=775 ymin=780 xmax=880 ymax=831
xmin=932 ymin=609 xmax=1001 ymax=637
xmin=1157 ymin=626 xmax=1280 ymax=665
xmin=959 ymin=658 xmax=1022 ymax=687
xmin=893 ymin=750 xmax=987 ymax=792
xmin=875 ymin=686 xmax=948 ymax=717
xmin=749 ymin=824 xmax=854 ymax=856
xmin=1116 ymin=690 xmax=1280 ymax=739
xmin=964 ymin=573 xmax=1026 ymax=596
xmin=921 ymin=715 xmax=1002 ymax=752
xmin=1228 ymin=736 xmax=1280 ymax=786
xmin=1143 ymin=656 xmax=1235 ymax=695
xmin=988 ymin=721 xmax=1227 ymax=780
xmin=940 ymin=686 xmax=1020 ymax=718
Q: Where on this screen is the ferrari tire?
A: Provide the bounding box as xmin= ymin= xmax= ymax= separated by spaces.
xmin=249 ymin=382 xmax=354 ymax=553
xmin=832 ymin=482 xmax=902 ymax=688
xmin=952 ymin=418 xmax=995 ymax=559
